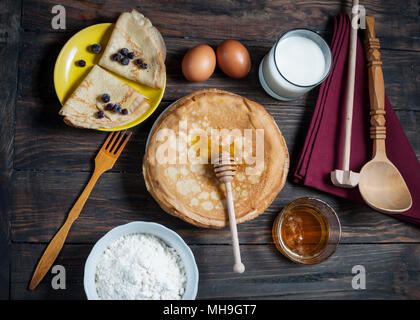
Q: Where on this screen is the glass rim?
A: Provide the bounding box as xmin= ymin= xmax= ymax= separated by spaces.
xmin=273 ymin=28 xmax=333 ymax=88
xmin=273 ymin=197 xmax=341 ymax=265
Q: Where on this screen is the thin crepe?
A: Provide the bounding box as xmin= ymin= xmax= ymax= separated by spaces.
xmin=59 ymin=65 xmax=149 ymax=129
xmin=99 ymin=9 xmax=166 ymax=89
xmin=143 ymin=89 xmax=289 ymax=228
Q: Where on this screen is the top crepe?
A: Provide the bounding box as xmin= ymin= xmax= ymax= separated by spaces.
xmin=143 ymin=89 xmax=289 ymax=228
xmin=98 ymin=9 xmax=166 ymax=89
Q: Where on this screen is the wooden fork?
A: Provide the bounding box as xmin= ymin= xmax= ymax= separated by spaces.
xmin=29 ymin=130 xmax=132 ymax=290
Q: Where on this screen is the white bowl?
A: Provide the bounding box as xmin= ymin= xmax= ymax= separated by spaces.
xmin=84 ymin=221 xmax=199 ymax=300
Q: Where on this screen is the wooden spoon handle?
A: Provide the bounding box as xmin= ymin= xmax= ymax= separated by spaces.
xmin=225 ymin=182 xmax=245 ymax=273
xmin=365 ymin=16 xmax=386 ymax=143
xmin=29 ymin=169 xmax=102 ymax=290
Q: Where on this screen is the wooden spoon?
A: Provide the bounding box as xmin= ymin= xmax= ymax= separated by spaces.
xmin=358 ymin=16 xmax=412 ymax=214
xmin=213 ymin=152 xmax=245 ymax=273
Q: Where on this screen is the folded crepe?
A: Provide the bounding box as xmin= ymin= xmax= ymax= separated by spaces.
xmin=59 ymin=65 xmax=149 ymax=129
xmin=98 ymin=9 xmax=166 ymax=89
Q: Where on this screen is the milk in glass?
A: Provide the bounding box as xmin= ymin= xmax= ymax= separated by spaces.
xmin=259 ymin=29 xmax=332 ymax=101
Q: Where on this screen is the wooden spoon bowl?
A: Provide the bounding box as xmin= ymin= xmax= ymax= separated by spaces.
xmin=359 ymin=159 xmax=412 ymax=213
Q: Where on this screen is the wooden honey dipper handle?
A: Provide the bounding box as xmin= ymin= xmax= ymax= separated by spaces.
xmin=213 ymin=152 xmax=245 ymax=273
xmin=225 ymin=181 xmax=245 ymax=273
xmin=365 ymin=16 xmax=386 ymax=143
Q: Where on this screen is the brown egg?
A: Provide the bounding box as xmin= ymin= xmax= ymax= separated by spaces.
xmin=182 ymin=44 xmax=216 ymax=82
xmin=216 ymin=40 xmax=251 ymax=79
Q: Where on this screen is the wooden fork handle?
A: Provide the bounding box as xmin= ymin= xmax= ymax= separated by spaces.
xmin=29 ymin=219 xmax=73 ymax=290
xmin=365 ymin=16 xmax=386 ymax=142
xmin=29 ymin=169 xmax=102 ymax=290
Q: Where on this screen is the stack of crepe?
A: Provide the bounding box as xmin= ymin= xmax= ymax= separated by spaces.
xmin=59 ymin=9 xmax=166 ymax=129
xmin=143 ymin=89 xmax=290 ymax=228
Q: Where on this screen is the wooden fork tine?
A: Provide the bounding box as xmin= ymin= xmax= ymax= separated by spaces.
xmin=101 ymin=131 xmax=116 ymax=151
xmin=107 ymin=130 xmax=125 ymax=152
xmin=114 ymin=132 xmax=132 ymax=156
xmin=110 ymin=130 xmax=126 ymax=154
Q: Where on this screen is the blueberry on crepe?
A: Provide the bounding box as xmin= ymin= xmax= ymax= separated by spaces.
xmin=59 ymin=65 xmax=149 ymax=129
xmin=98 ymin=9 xmax=166 ymax=89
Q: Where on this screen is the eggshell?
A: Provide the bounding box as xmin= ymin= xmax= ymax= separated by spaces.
xmin=182 ymin=44 xmax=216 ymax=82
xmin=216 ymin=40 xmax=251 ymax=79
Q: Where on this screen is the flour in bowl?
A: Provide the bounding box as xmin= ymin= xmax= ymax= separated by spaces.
xmin=95 ymin=233 xmax=187 ymax=300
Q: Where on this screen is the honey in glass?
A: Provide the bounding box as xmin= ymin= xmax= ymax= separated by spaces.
xmin=281 ymin=206 xmax=328 ymax=257
xmin=273 ymin=198 xmax=341 ymax=264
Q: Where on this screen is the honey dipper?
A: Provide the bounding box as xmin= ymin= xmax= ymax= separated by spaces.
xmin=213 ymin=152 xmax=245 ymax=273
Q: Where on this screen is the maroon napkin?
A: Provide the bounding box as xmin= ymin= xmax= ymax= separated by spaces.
xmin=294 ymin=14 xmax=420 ymax=224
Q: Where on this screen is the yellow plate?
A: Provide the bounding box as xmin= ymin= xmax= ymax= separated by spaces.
xmin=54 ymin=23 xmax=165 ymax=131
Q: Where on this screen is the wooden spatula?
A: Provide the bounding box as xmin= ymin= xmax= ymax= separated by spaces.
xmin=330 ymin=0 xmax=360 ymax=188
xmin=29 ymin=131 xmax=132 ymax=290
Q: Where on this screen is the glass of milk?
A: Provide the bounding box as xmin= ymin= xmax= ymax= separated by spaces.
xmin=259 ymin=29 xmax=332 ymax=101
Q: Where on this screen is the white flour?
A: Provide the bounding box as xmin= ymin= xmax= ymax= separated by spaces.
xmin=95 ymin=233 xmax=187 ymax=300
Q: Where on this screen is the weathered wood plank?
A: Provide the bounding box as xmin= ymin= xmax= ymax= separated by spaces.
xmin=13 ymin=97 xmax=164 ymax=172
xmin=16 ymin=32 xmax=319 ymax=105
xmin=11 ymin=243 xmax=420 ymax=299
xmin=0 ymin=0 xmax=21 ymax=300
xmin=9 ymin=0 xmax=420 ymax=301
xmin=22 ymin=0 xmax=420 ymax=51
xmin=11 ymin=170 xmax=420 ymax=245
xmin=13 ymin=99 xmax=314 ymax=170
xmin=13 ymin=96 xmax=420 ymax=171
xmin=16 ymin=32 xmax=420 ymax=111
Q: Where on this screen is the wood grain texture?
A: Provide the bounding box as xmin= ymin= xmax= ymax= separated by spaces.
xmin=6 ymin=0 xmax=420 ymax=300
xmin=16 ymin=32 xmax=319 ymax=105
xmin=29 ymin=131 xmax=131 ymax=291
xmin=16 ymin=32 xmax=420 ymax=110
xmin=11 ymin=243 xmax=420 ymax=299
xmin=0 ymin=0 xmax=21 ymax=300
xmin=21 ymin=0 xmax=420 ymax=51
xmin=13 ymin=97 xmax=420 ymax=171
xmin=11 ymin=170 xmax=420 ymax=245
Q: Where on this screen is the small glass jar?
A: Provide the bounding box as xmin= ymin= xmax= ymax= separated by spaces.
xmin=272 ymin=197 xmax=341 ymax=264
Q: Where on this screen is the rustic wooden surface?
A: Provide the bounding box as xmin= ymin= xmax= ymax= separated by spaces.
xmin=0 ymin=0 xmax=21 ymax=300
xmin=1 ymin=0 xmax=419 ymax=299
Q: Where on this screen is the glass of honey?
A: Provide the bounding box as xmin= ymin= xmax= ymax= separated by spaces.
xmin=272 ymin=197 xmax=341 ymax=264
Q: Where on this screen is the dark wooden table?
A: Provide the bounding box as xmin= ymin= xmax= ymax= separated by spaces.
xmin=1 ymin=0 xmax=419 ymax=300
